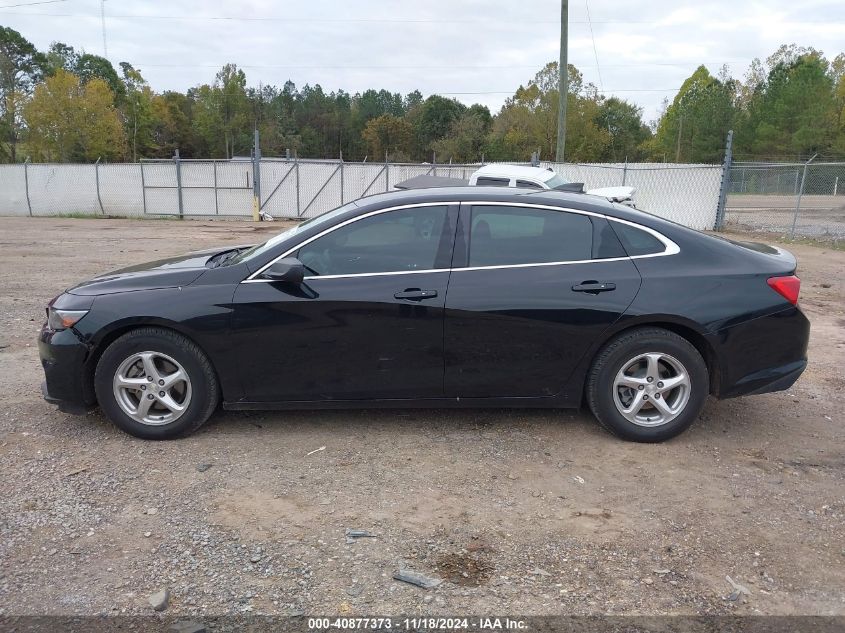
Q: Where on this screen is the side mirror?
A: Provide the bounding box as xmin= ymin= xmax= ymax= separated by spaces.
xmin=261 ymin=257 xmax=305 ymax=284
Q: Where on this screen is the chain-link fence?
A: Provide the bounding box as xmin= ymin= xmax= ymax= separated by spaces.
xmin=0 ymin=157 xmax=725 ymax=231
xmin=724 ymin=161 xmax=845 ymax=241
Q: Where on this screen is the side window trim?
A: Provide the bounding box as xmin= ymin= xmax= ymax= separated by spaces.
xmin=243 ymin=202 xmax=458 ymax=282
xmin=243 ymin=201 xmax=680 ymax=282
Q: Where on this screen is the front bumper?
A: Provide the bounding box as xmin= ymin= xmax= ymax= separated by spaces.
xmin=38 ymin=324 xmax=95 ymax=414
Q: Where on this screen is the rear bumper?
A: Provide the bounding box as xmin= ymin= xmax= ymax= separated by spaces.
xmin=714 ymin=306 xmax=810 ymax=399
xmin=38 ymin=324 xmax=94 ymax=415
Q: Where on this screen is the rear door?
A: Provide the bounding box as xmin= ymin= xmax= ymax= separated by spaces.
xmin=443 ymin=202 xmax=642 ymax=398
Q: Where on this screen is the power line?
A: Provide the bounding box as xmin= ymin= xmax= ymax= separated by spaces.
xmin=583 ymin=0 xmax=604 ymax=90
xmin=2 ymin=9 xmax=843 ymax=24
xmin=0 ymin=0 xmax=69 ymax=7
xmin=137 ymin=62 xmax=751 ymax=70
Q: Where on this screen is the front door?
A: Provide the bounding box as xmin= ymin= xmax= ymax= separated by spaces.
xmin=444 ymin=203 xmax=642 ymax=398
xmin=230 ymin=203 xmax=457 ymax=402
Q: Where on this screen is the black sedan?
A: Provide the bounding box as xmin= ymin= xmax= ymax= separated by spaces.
xmin=38 ymin=187 xmax=809 ymax=442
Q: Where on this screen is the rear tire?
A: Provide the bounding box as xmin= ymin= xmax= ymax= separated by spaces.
xmin=586 ymin=327 xmax=708 ymax=442
xmin=94 ymin=328 xmax=219 ymax=439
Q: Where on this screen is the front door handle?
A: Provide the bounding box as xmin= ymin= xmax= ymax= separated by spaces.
xmin=394 ymin=289 xmax=438 ymax=301
xmin=572 ymin=281 xmax=616 ymax=294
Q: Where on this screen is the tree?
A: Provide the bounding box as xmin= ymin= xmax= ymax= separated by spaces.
xmin=150 ymin=91 xmax=194 ymax=157
xmin=119 ymin=63 xmax=154 ymax=160
xmin=414 ymin=95 xmax=465 ymax=160
xmin=0 ymin=26 xmax=46 ymax=161
xmin=595 ymin=97 xmax=651 ymax=162
xmin=190 ymin=64 xmax=251 ymax=158
xmin=490 ymin=62 xmax=610 ymax=161
xmin=361 ymin=114 xmax=412 ymax=160
xmin=737 ymin=52 xmax=836 ymax=158
xmin=649 ymin=65 xmax=736 ymax=163
xmin=431 ymin=105 xmax=492 ymax=162
xmin=45 ymin=41 xmax=79 ymax=75
xmin=76 ymin=53 xmax=124 ymax=102
xmin=23 ymin=70 xmax=125 ymax=161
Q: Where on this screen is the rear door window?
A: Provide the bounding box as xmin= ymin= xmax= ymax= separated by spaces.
xmin=467 ymin=205 xmax=593 ymax=267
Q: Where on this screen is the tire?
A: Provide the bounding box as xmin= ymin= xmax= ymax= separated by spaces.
xmin=94 ymin=327 xmax=219 ymax=439
xmin=586 ymin=327 xmax=708 ymax=442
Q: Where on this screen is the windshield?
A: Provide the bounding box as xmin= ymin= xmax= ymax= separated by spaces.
xmin=545 ymin=173 xmax=568 ymax=188
xmin=230 ymin=202 xmax=358 ymax=264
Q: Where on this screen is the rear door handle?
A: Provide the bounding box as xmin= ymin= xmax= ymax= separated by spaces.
xmin=572 ymin=281 xmax=616 ymax=294
xmin=394 ymin=289 xmax=438 ymax=301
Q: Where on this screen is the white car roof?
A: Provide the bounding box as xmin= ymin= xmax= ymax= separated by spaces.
xmin=472 ymin=164 xmax=558 ymax=183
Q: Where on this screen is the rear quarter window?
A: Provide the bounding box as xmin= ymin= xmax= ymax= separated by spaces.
xmin=611 ymin=221 xmax=666 ymax=256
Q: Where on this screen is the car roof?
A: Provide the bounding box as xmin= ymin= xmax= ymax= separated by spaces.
xmin=355 ymin=185 xmax=613 ymax=214
xmin=350 ymin=185 xmax=690 ymax=236
xmin=472 ymin=164 xmax=558 ymax=182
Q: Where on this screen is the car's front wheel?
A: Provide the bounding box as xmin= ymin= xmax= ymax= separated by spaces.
xmin=94 ymin=328 xmax=219 ymax=439
xmin=586 ymin=327 xmax=709 ymax=442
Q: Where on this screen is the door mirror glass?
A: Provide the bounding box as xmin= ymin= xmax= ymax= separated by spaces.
xmin=261 ymin=257 xmax=305 ymax=284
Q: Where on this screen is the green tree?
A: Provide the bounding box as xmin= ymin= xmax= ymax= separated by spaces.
xmin=361 ymin=114 xmax=413 ymax=160
xmin=45 ymin=41 xmax=79 ymax=75
xmin=76 ymin=53 xmax=124 ymax=102
xmin=490 ymin=62 xmax=610 ymax=161
xmin=23 ymin=70 xmax=125 ymax=161
xmin=414 ymin=94 xmax=466 ymax=160
xmin=649 ymin=65 xmax=736 ymax=163
xmin=150 ymin=91 xmax=194 ymax=157
xmin=595 ymin=97 xmax=651 ymax=162
xmin=431 ymin=105 xmax=492 ymax=162
xmin=0 ymin=26 xmax=46 ymax=161
xmin=119 ymin=62 xmax=154 ymax=160
xmin=737 ymin=52 xmax=836 ymax=158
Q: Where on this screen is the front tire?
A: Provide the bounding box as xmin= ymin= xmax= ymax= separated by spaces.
xmin=94 ymin=328 xmax=219 ymax=439
xmin=586 ymin=327 xmax=708 ymax=442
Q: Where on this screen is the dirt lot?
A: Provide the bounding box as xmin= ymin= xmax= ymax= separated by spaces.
xmin=725 ymin=194 xmax=845 ymax=240
xmin=0 ymin=216 xmax=843 ymax=618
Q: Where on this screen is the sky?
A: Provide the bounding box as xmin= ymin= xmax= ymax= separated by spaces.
xmin=1 ymin=0 xmax=844 ymax=122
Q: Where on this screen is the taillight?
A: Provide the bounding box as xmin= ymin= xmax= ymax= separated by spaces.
xmin=767 ymin=275 xmax=800 ymax=305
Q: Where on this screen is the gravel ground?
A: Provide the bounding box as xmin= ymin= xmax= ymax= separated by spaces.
xmin=0 ymin=217 xmax=843 ymax=618
xmin=725 ymin=195 xmax=845 ymax=239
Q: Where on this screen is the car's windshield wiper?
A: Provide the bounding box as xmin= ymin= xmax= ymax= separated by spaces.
xmin=206 ymin=247 xmax=248 ymax=268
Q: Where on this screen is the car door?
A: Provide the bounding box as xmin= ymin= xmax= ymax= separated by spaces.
xmin=230 ymin=203 xmax=458 ymax=402
xmin=443 ymin=202 xmax=642 ymax=399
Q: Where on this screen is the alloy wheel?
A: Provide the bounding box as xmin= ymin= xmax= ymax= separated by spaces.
xmin=612 ymin=352 xmax=691 ymax=427
xmin=112 ymin=351 xmax=192 ymax=426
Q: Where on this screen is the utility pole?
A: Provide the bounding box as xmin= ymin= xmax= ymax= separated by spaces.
xmin=675 ymin=115 xmax=683 ymax=163
xmin=100 ymin=0 xmax=108 ymax=58
xmin=555 ymin=0 xmax=568 ymax=162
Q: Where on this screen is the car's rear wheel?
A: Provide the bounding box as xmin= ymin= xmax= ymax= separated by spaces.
xmin=586 ymin=327 xmax=708 ymax=442
xmin=94 ymin=328 xmax=219 ymax=439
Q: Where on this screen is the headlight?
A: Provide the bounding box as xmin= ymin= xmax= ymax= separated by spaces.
xmin=47 ymin=308 xmax=88 ymax=330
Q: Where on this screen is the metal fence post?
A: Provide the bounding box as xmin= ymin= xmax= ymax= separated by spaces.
xmin=385 ymin=151 xmax=389 ymax=191
xmin=252 ymin=129 xmax=261 ymax=221
xmin=95 ymin=157 xmax=105 ymax=214
xmin=791 ymin=153 xmax=817 ymax=239
xmin=213 ymin=160 xmax=219 ymax=215
xmin=340 ymin=155 xmax=345 ymax=204
xmin=295 ymin=153 xmax=301 ymax=217
xmin=23 ymin=158 xmax=32 ymax=216
xmin=622 ymin=156 xmax=628 ymax=186
xmin=714 ymin=130 xmax=733 ymax=230
xmin=140 ymin=161 xmax=147 ymax=214
xmin=173 ymin=149 xmax=184 ymax=218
